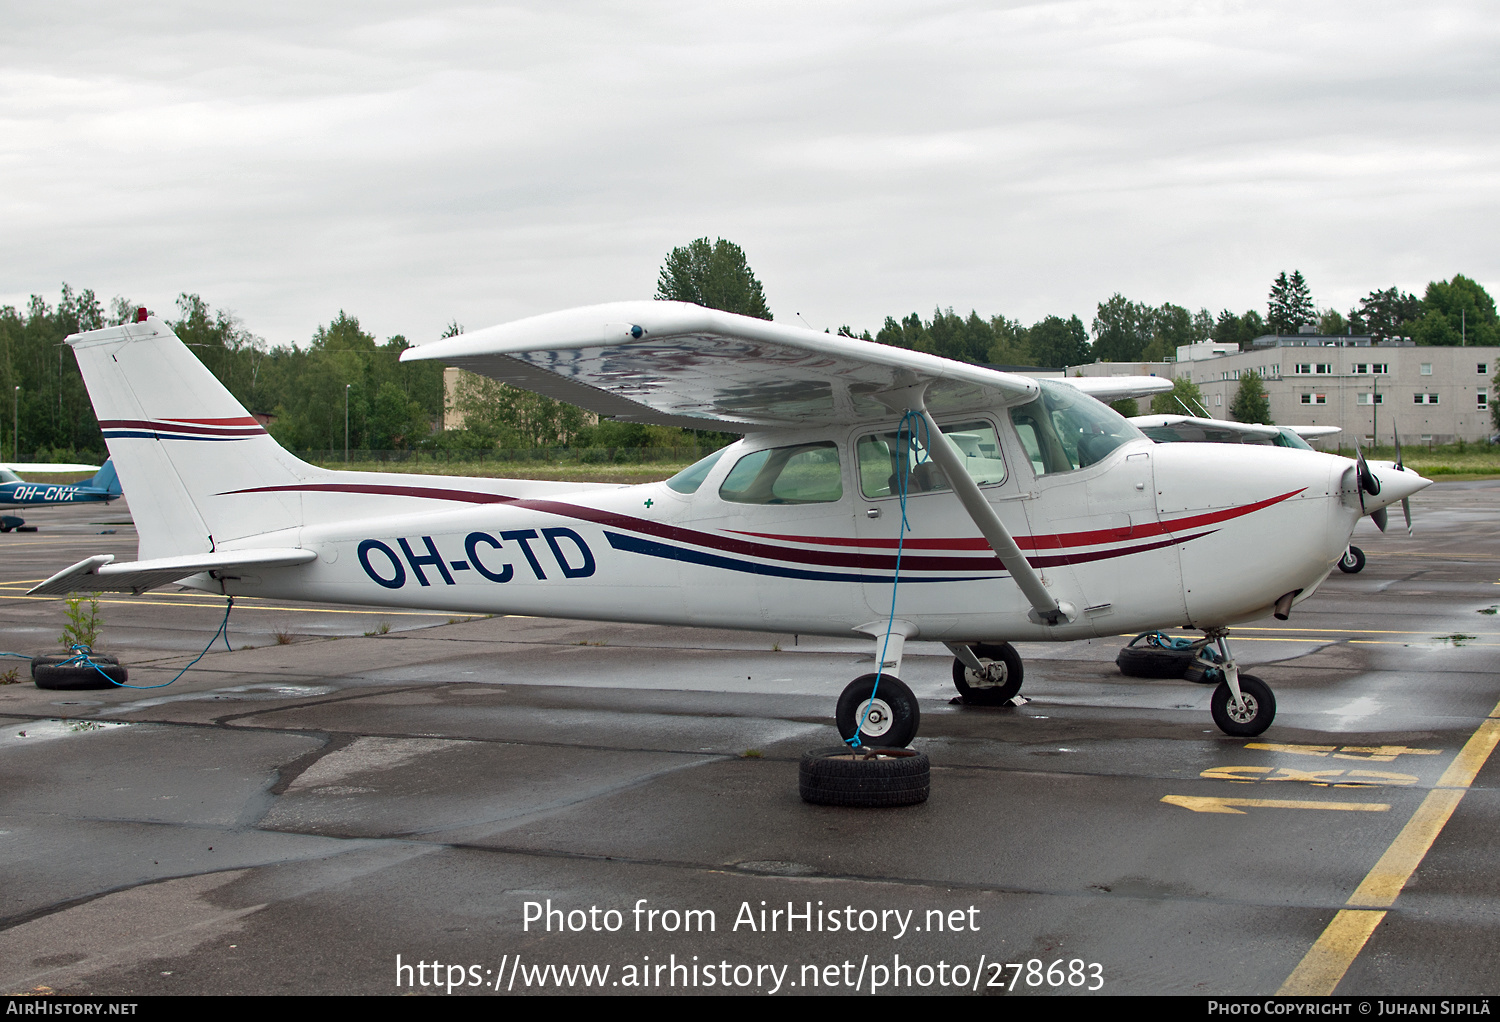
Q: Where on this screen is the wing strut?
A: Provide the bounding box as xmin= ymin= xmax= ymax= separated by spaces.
xmin=894 ymin=387 xmax=1072 ymax=625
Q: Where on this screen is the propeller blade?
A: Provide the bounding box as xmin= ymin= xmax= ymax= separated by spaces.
xmin=1403 ymin=497 xmax=1412 ymax=536
xmin=1352 ymin=436 xmax=1380 ymax=498
xmin=1372 ymin=506 xmax=1388 ymax=532
xmin=1392 ymin=423 xmax=1404 ymax=472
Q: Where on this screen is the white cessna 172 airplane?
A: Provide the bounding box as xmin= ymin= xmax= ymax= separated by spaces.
xmin=35 ymin=303 xmax=1430 ymax=744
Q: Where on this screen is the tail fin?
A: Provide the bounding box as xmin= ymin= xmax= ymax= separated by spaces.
xmin=69 ymin=318 xmax=321 ymax=559
xmin=89 ymin=459 xmax=121 ymax=497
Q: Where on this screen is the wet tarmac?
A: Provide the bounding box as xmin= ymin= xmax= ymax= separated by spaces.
xmin=0 ymin=486 xmax=1496 ymax=996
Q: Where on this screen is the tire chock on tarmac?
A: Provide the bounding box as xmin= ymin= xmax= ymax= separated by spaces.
xmin=799 ymin=746 xmax=931 ymax=808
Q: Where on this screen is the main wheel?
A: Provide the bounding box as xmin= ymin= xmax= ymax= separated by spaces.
xmin=31 ymin=654 xmax=125 ymax=690
xmin=951 ymin=642 xmax=1023 ymax=705
xmin=799 ymin=746 xmax=930 ymax=807
xmin=1338 ymin=546 xmax=1365 ymax=574
xmin=836 ymin=674 xmax=920 ymax=748
xmin=1210 ymin=673 xmax=1275 ymax=737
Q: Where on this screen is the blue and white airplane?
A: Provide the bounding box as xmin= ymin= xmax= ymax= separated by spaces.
xmin=0 ymin=461 xmax=122 ymax=531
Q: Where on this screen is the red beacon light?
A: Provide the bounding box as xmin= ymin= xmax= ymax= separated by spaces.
xmin=136 ymin=307 xmax=148 ymax=323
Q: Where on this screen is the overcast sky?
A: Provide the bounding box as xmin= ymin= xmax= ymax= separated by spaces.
xmin=2 ymin=1 xmax=1496 ymax=347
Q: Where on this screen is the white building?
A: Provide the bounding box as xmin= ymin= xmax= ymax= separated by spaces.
xmin=1067 ymin=335 xmax=1499 ymax=445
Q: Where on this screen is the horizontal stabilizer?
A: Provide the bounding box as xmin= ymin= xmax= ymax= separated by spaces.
xmin=29 ymin=548 xmax=317 ymax=596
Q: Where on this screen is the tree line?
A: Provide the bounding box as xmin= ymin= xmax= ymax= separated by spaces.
xmin=1 ymin=238 xmax=1493 ymax=459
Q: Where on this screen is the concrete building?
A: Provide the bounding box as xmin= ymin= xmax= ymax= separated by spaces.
xmin=1067 ymin=334 xmax=1500 ymax=445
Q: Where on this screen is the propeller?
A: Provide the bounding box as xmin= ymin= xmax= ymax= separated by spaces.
xmin=1351 ymin=436 xmax=1380 ymax=516
xmin=1372 ymin=506 xmax=1388 ymax=532
xmin=1392 ymin=423 xmax=1413 ymax=535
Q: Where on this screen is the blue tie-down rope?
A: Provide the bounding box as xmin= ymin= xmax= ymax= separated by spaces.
xmin=847 ymin=409 xmax=929 ymax=750
xmin=1 ymin=597 xmax=235 ymax=691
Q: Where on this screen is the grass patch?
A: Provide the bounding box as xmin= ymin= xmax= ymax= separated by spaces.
xmin=364 ymin=621 xmax=391 ymax=637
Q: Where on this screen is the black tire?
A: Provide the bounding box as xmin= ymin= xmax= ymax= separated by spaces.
xmin=799 ymin=746 xmax=930 ymax=807
xmin=1183 ymin=647 xmax=1224 ymax=685
xmin=1210 ymin=673 xmax=1275 ymax=737
xmin=1116 ymin=643 xmax=1194 ymax=679
xmin=835 ymin=674 xmax=920 ymax=748
xmin=1338 ymin=546 xmax=1365 ymax=574
xmin=31 ymin=655 xmax=126 ymax=690
xmin=951 ymin=642 xmax=1023 ymax=705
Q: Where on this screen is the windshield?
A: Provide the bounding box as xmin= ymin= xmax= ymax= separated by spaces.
xmin=1273 ymin=428 xmax=1315 ymax=451
xmin=1009 ymin=380 xmax=1145 ymax=476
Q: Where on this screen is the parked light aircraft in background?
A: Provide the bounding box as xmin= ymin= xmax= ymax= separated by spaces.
xmin=0 ymin=461 xmax=120 ymax=531
xmin=35 ymin=305 xmax=1431 ymax=743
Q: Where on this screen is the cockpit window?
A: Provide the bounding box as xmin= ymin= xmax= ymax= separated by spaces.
xmin=1009 ymin=379 xmax=1145 ymax=476
xmin=664 ymin=448 xmax=726 ymax=494
xmin=0 ymin=469 xmax=19 ymax=484
xmin=719 ymin=442 xmax=843 ymax=504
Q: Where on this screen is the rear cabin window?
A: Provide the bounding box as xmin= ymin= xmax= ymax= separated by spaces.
xmin=719 ymin=442 xmax=844 ymax=504
xmin=1009 ymin=379 xmax=1144 ymax=476
xmin=856 ymin=421 xmax=1006 ymax=498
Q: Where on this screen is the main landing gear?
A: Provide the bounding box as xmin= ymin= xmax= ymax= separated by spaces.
xmin=948 ymin=641 xmax=1024 ymax=705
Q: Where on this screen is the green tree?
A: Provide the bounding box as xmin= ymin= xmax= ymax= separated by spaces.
xmin=1091 ymin=294 xmax=1153 ymax=362
xmin=1026 ymin=314 xmax=1089 ymax=368
xmin=1348 ymin=287 xmax=1420 ymax=342
xmin=1212 ymin=309 xmax=1268 ymax=350
xmin=1151 ymin=376 xmax=1207 ymax=416
xmin=1230 ymin=370 xmax=1272 ymax=424
xmin=655 ymin=238 xmax=772 ymax=320
xmin=1411 ymin=275 xmax=1498 ymax=347
xmin=1268 ymin=271 xmax=1316 ymax=335
xmin=1317 ymin=308 xmax=1348 ymax=335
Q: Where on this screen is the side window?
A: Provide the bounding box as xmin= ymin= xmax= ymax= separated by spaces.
xmin=719 ymin=442 xmax=843 ymax=504
xmin=664 ymin=448 xmax=726 ymax=494
xmin=857 ymin=421 xmax=1007 ymax=498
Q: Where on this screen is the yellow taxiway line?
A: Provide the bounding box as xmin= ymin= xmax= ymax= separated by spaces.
xmin=1278 ymin=698 xmax=1500 ymax=995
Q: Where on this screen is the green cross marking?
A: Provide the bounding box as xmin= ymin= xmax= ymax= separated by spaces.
xmin=643 ymin=498 xmax=654 ymax=508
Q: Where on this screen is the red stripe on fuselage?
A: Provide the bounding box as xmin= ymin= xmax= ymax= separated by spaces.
xmin=220 ymin=483 xmax=1301 ymax=574
xmin=727 ymin=488 xmax=1306 ymax=551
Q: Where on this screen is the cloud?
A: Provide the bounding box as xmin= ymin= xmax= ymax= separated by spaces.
xmin=1 ymin=1 xmax=1496 ymax=344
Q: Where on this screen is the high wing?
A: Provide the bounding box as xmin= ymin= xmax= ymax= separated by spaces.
xmin=1289 ymin=425 xmax=1341 ymax=439
xmin=30 ymin=549 xmax=317 ymax=596
xmin=1060 ymin=377 xmax=1175 ymax=402
xmin=1129 ymin=414 xmax=1282 ymax=443
xmin=1 ymin=463 xmax=101 ymax=474
xmin=399 ymin=301 xmax=1043 ymax=430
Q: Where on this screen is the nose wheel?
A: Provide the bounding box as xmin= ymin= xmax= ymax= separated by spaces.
xmin=1196 ymin=629 xmax=1276 ymax=737
xmin=836 ymin=674 xmax=920 ymax=747
xmin=1338 ymin=546 xmax=1365 ymax=573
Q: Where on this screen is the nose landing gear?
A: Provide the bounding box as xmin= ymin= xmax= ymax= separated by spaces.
xmin=1197 ymin=628 xmax=1275 ymax=737
xmin=1338 ymin=546 xmax=1366 ymax=573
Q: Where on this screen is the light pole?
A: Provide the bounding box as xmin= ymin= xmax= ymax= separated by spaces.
xmin=12 ymin=387 xmax=17 ymax=463
xmin=344 ymin=384 xmax=351 ymax=463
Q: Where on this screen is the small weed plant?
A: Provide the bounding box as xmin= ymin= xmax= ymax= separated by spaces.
xmin=59 ymin=594 xmax=102 ymax=651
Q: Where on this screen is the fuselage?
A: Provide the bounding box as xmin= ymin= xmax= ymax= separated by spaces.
xmin=202 ymin=420 xmax=1371 ymax=643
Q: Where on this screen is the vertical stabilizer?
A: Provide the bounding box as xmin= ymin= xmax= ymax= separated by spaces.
xmin=68 ymin=318 xmax=319 ymax=559
xmin=90 ymin=460 xmax=121 ymax=497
